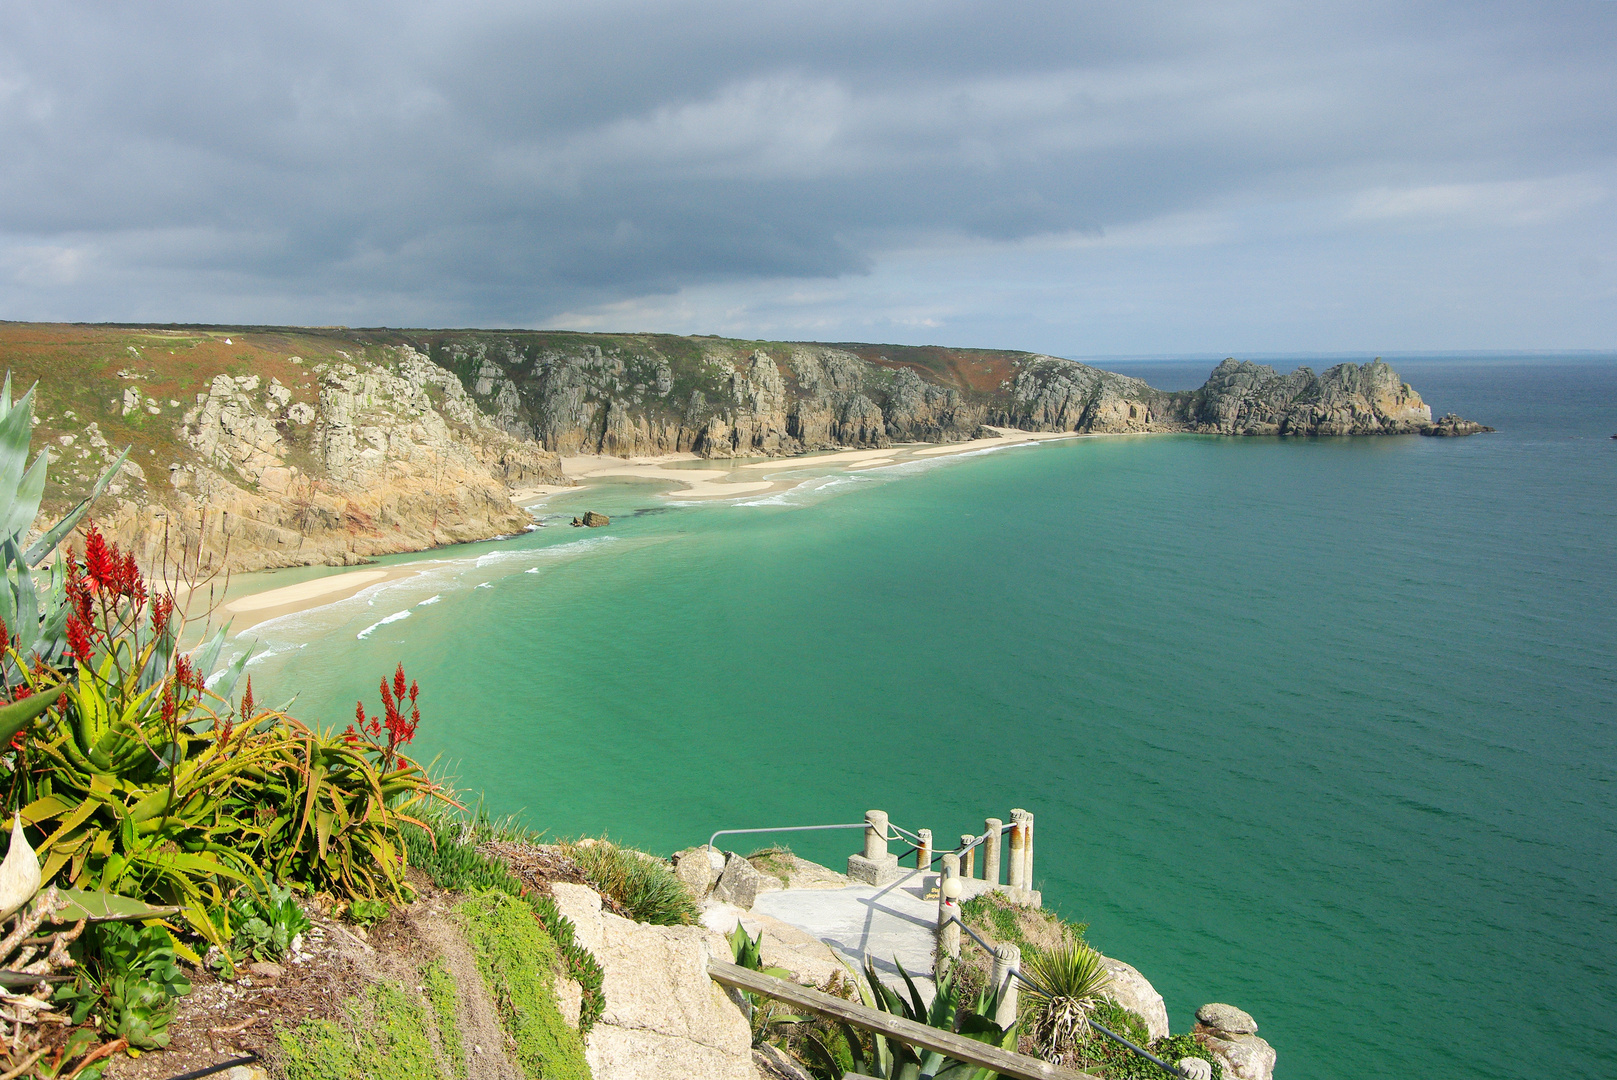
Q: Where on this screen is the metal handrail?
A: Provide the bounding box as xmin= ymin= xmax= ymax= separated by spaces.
xmin=950 ymin=916 xmax=1188 ymax=1079
xmin=707 ymin=822 xmax=868 ymax=851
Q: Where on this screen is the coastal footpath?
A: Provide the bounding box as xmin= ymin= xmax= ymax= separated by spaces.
xmin=1 ymin=323 xmax=1487 ymax=571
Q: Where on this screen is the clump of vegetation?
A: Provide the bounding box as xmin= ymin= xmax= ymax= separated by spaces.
xmin=276 ymin=980 xmax=447 ymax=1080
xmin=348 ymin=898 xmax=390 ymax=926
xmin=802 ymin=956 xmax=1016 ymax=1080
xmin=61 ymin=921 xmax=191 ymax=1052
xmin=954 ymin=891 xmax=1087 ymax=1001
xmin=458 ymin=892 xmax=590 ymax=1080
xmin=746 ymin=845 xmax=796 ymax=887
xmin=1020 ymin=940 xmax=1112 ymax=1067
xmin=422 ymin=960 xmax=467 ymax=1080
xmin=560 ymin=838 xmax=698 ymax=926
xmin=224 ymin=882 xmax=312 ymax=964
xmin=403 ymin=805 xmax=604 ymax=1035
xmin=1097 ymin=1028 xmax=1223 ymax=1080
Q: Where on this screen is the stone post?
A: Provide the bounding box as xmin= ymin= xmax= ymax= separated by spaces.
xmin=983 ymin=818 xmax=1002 ymax=884
xmin=865 ymin=809 xmax=889 ymax=861
xmin=1022 ymin=810 xmax=1035 ymax=893
xmin=991 ymin=943 xmax=1021 ymax=1030
xmin=1007 ymin=809 xmax=1027 ymax=890
xmin=937 ymin=853 xmax=961 ymax=961
xmin=849 ymin=809 xmax=900 ymax=885
xmin=916 ymin=828 xmax=932 ymax=872
xmin=961 ymin=835 xmax=976 ymax=879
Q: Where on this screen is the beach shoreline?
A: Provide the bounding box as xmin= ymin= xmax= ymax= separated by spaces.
xmin=231 ymin=428 xmax=1087 ymax=629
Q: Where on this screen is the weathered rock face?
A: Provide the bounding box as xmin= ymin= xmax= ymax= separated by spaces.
xmin=1171 ymin=358 xmax=1434 ymax=435
xmin=549 ymin=883 xmax=756 ymax=1080
xmin=1099 ymin=954 xmax=1170 ymax=1041
xmin=81 ymin=346 xmax=564 ymax=572
xmin=1193 ymin=1002 xmax=1276 ymax=1080
xmin=711 ymin=853 xmax=764 ymax=910
xmin=435 ymin=334 xmax=1472 ymax=456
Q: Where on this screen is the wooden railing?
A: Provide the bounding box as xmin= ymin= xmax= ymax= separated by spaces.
xmin=708 ymin=959 xmax=1100 ymax=1080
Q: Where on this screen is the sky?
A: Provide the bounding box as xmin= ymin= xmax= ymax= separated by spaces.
xmin=1 ymin=1 xmax=1614 ymax=355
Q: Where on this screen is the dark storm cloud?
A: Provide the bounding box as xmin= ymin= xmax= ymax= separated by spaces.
xmin=1 ymin=0 xmax=1614 ymax=333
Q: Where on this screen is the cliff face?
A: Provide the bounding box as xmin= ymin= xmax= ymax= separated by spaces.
xmin=1169 ymin=358 xmax=1434 ymax=435
xmin=5 ymin=326 xmax=563 ymax=572
xmin=4 ymin=323 xmax=1478 ymax=573
xmin=428 ymin=333 xmax=1441 ymax=453
xmin=427 ymin=334 xmax=1175 ymax=456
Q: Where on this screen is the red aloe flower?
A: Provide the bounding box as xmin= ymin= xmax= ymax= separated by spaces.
xmin=83 ymin=525 xmax=115 ymax=589
xmin=240 ymin=676 xmax=255 ymax=721
xmin=65 ymin=615 xmax=93 ymax=663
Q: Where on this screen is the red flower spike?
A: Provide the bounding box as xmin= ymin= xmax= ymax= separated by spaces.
xmin=240 ymin=676 xmax=255 ymax=720
xmin=84 ymin=526 xmax=115 ymax=589
xmin=0 ymin=615 xmax=8 ymax=651
xmin=355 ymin=700 xmax=367 ymax=727
xmin=66 ymin=615 xmax=93 ymax=663
xmin=393 ymin=663 xmax=407 ymax=701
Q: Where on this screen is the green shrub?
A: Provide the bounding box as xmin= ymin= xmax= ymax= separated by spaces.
xmin=562 ymin=839 xmax=698 ymax=926
xmin=457 ymin=892 xmax=590 ymax=1080
xmin=422 ymin=960 xmax=467 ymax=1080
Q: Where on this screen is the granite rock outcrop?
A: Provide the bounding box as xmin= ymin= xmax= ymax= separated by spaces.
xmin=68 ymin=346 xmax=564 ymax=572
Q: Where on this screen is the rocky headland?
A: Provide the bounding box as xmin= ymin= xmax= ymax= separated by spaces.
xmin=1 ymin=323 xmax=1485 ymax=573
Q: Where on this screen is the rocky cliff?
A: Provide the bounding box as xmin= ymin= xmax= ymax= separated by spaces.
xmin=417 ymin=332 xmax=1465 ymax=454
xmin=4 ymin=323 xmax=1481 ymax=572
xmin=4 ymin=325 xmax=563 ymax=572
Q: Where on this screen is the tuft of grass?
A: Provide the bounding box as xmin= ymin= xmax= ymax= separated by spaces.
xmin=276 ymin=980 xmax=445 ymax=1080
xmin=458 ymin=892 xmax=591 ymax=1080
xmin=422 ymin=960 xmax=468 ymax=1080
xmin=562 ymin=839 xmax=699 ymax=926
xmin=746 ymin=845 xmax=796 ymax=886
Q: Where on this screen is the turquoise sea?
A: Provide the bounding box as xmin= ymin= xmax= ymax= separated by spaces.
xmin=242 ymin=358 xmax=1617 ymax=1080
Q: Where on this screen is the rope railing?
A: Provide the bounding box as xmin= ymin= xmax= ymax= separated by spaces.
xmin=706 ymin=822 xmax=869 ymax=851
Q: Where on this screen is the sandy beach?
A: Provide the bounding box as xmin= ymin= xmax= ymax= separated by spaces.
xmin=221 ymin=567 xmax=422 ymax=632
xmin=233 ymin=428 xmax=1085 ymax=627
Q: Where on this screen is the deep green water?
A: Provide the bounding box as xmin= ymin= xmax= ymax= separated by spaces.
xmin=243 ymin=360 xmax=1617 ymax=1080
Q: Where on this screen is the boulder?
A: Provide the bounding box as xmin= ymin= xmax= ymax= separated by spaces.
xmin=549 ymin=882 xmax=755 ymax=1080
xmin=1194 ymin=1032 xmax=1276 ymax=1080
xmin=1195 ymin=1002 xmax=1257 ymax=1035
xmin=1099 ymin=955 xmax=1169 ymax=1041
xmin=711 ymin=853 xmax=763 ymax=909
xmin=675 ymin=845 xmax=724 ymax=899
xmin=1194 ymin=1003 xmax=1274 ymax=1080
xmin=583 ymin=510 xmax=610 ymax=527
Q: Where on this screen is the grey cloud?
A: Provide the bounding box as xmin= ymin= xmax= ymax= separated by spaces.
xmin=0 ymin=0 xmax=1613 ymax=333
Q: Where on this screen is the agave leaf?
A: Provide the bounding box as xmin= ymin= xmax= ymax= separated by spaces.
xmin=25 ymin=447 xmax=129 ymax=566
xmin=0 ymin=682 xmax=65 ymax=745
xmin=0 ymin=385 xmax=36 ymax=507
xmin=0 ymin=450 xmax=48 ymax=544
xmin=52 ymin=888 xmax=183 ymax=923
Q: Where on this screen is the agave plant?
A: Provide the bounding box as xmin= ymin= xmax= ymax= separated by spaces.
xmin=1020 ymin=940 xmax=1113 ymax=1065
xmin=802 ymin=956 xmax=1016 ymax=1080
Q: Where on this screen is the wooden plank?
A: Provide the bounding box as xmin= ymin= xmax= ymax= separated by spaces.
xmin=708 ymin=960 xmax=1100 ymax=1080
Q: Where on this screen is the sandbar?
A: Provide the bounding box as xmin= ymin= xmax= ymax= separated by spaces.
xmin=223 ymin=567 xmax=420 ymax=632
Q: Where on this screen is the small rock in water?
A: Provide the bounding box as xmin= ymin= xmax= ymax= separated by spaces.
xmin=582 ymin=510 xmax=609 ymax=527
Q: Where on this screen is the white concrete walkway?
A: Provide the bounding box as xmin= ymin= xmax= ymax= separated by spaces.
xmin=751 ymin=867 xmax=942 ymax=990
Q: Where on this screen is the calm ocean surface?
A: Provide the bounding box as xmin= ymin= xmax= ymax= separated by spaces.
xmin=242 ymin=358 xmax=1617 ymax=1080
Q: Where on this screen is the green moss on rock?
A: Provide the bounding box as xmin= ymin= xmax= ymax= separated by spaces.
xmin=277 ymin=980 xmax=443 ymax=1080
xmin=458 ymin=892 xmax=591 ymax=1080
